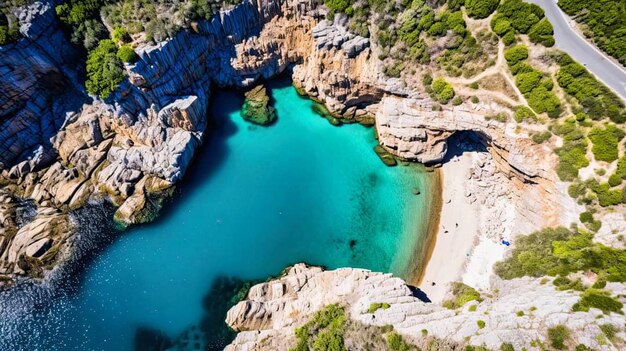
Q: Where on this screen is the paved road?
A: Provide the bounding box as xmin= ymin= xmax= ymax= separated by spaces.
xmin=526 ymin=0 xmax=626 ymax=101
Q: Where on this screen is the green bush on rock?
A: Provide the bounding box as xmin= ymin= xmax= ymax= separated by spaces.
xmin=548 ymin=325 xmax=570 ymax=350
xmin=85 ymin=39 xmax=125 ymax=99
xmin=442 ymin=282 xmax=482 ymax=309
xmin=116 ymin=44 xmax=138 ymax=63
xmin=431 ymin=77 xmax=455 ymax=104
xmin=368 ymin=302 xmax=391 ymax=313
xmin=588 ymin=125 xmax=624 ymax=162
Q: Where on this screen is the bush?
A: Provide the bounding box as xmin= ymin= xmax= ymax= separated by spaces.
xmin=471 ymin=96 xmax=479 ymax=103
xmin=504 ymin=45 xmax=528 ymax=66
xmin=502 ymin=30 xmax=516 ymax=45
xmin=112 ymin=26 xmax=131 ymax=43
xmin=515 ymin=70 xmax=543 ymax=94
xmin=465 ymin=0 xmax=499 ymax=19
xmin=324 ymin=0 xmax=351 ymax=14
xmin=532 ymin=131 xmax=552 ymax=144
xmin=599 ymin=323 xmax=618 ymax=340
xmin=579 ymin=212 xmax=593 ymax=223
xmin=116 ymin=45 xmax=138 ymax=63
xmin=573 ymin=289 xmax=624 ymax=314
xmin=0 ymin=24 xmax=20 ymax=45
xmin=547 ymin=325 xmax=569 ymax=350
xmin=476 ymin=320 xmax=486 ymax=329
xmin=588 ymin=125 xmax=623 ymax=162
xmin=528 ymin=18 xmax=554 ymax=47
xmin=442 ymin=282 xmax=482 ymax=309
xmin=432 ymin=77 xmax=455 ymax=104
xmin=291 ymin=304 xmax=347 ymax=351
xmin=526 ymin=85 xmax=561 ymax=117
xmin=386 ymin=332 xmax=412 ymax=351
xmin=368 ymin=302 xmax=390 ymax=313
xmin=500 ymin=343 xmax=515 ymax=351
xmin=85 ymin=39 xmax=125 ymax=99
xmin=609 ymin=174 xmax=622 ymax=187
xmin=497 ymin=0 xmax=543 ymax=34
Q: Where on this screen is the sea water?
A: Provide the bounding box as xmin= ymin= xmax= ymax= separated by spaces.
xmin=0 ymin=79 xmax=433 ymax=350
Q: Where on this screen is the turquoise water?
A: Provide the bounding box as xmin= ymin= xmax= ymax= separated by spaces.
xmin=0 ymin=80 xmax=432 ymax=350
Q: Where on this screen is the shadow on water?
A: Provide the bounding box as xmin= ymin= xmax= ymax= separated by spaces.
xmin=137 ymin=88 xmax=243 ymax=226
xmin=133 ymin=276 xmax=259 ymax=351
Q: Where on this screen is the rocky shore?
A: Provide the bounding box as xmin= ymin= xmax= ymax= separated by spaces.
xmin=3 ymin=0 xmax=625 ymax=349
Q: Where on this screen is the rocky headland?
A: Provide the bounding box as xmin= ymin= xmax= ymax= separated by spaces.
xmin=2 ymin=0 xmax=626 ymax=349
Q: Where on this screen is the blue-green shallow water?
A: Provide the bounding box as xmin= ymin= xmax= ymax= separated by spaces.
xmin=0 ymin=79 xmax=433 ymax=350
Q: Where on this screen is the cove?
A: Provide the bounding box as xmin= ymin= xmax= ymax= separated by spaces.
xmin=0 ymin=78 xmax=435 ymax=350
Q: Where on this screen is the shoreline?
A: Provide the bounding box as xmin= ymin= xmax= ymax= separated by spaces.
xmin=407 ymin=167 xmax=442 ymax=286
xmin=415 ymin=152 xmax=481 ymax=303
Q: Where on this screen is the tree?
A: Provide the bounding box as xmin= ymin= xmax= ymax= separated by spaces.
xmin=515 ymin=70 xmax=543 ymax=94
xmin=528 ymin=18 xmax=554 ymax=47
xmin=86 ymin=39 xmax=125 ymax=99
xmin=432 ymin=78 xmax=455 ymax=104
xmin=117 ymin=44 xmax=138 ymax=63
xmin=504 ymin=44 xmax=528 ymax=66
xmin=465 ymin=0 xmax=499 ymax=19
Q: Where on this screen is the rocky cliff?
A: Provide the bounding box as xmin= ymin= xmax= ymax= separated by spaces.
xmin=225 ymin=264 xmax=626 ymax=351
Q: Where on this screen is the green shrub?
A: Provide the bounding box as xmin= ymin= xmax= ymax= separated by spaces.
xmin=515 ymin=70 xmax=543 ymax=94
xmin=368 ymin=302 xmax=390 ymax=313
xmin=516 ymin=310 xmax=524 ymax=317
xmin=532 ymin=131 xmax=552 ymax=144
xmin=291 ymin=304 xmax=347 ymax=351
xmin=588 ymin=125 xmax=623 ymax=162
xmin=469 ymin=82 xmax=479 ymax=89
xmin=502 ymin=30 xmax=516 ymax=45
xmin=386 ymin=332 xmax=412 ymax=351
xmin=599 ymin=323 xmax=618 ymax=340
xmin=432 ymin=78 xmax=455 ymax=104
xmin=442 ymin=282 xmax=482 ymax=309
xmin=471 ymin=96 xmax=480 ymax=103
xmin=500 ymin=343 xmax=515 ymax=351
xmin=491 ymin=15 xmax=512 ymax=36
xmin=324 ymin=0 xmax=351 ymax=14
xmin=568 ymin=182 xmax=585 ymax=198
xmin=116 ymin=45 xmax=138 ymax=63
xmin=497 ymin=0 xmax=543 ymax=34
xmin=504 ymin=45 xmax=528 ymax=66
xmin=468 ymin=304 xmax=477 ymax=312
xmin=526 ymin=85 xmax=561 ymax=117
xmin=579 ymin=212 xmax=593 ymax=223
xmin=547 ymin=325 xmax=569 ymax=350
xmin=452 ymin=96 xmax=463 ymax=106
xmin=85 ymin=39 xmax=125 ymax=99
xmin=573 ymin=289 xmax=623 ymax=314
xmin=528 ymin=18 xmax=554 ymax=47
xmin=477 ymin=320 xmax=486 ymax=329
xmin=465 ymin=0 xmax=499 ymax=19
xmin=609 ymin=174 xmax=622 ymax=187
xmin=112 ymin=26 xmax=130 ymax=43
xmin=0 ymin=24 xmax=20 ymax=45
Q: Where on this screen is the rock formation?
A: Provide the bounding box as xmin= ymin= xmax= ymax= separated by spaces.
xmin=225 ymin=264 xmax=626 ymax=351
xmin=241 ymin=84 xmax=277 ymax=125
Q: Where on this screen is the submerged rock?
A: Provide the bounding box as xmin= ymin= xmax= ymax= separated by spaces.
xmin=373 ymin=145 xmax=397 ymax=167
xmin=311 ymin=102 xmax=342 ymax=126
xmin=241 ymin=85 xmax=276 ymax=126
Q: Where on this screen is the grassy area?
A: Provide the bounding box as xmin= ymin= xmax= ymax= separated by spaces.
xmin=368 ymin=302 xmax=391 ymax=314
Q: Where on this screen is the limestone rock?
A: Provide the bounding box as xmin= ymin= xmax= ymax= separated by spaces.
xmin=241 ymin=85 xmax=277 ymax=125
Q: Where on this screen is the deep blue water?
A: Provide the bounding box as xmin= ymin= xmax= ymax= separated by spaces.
xmin=0 ymin=80 xmax=432 ymax=350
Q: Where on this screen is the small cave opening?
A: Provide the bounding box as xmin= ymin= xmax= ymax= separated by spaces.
xmin=442 ymin=130 xmax=490 ymax=163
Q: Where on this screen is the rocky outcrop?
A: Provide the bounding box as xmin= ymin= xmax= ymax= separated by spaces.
xmin=241 ymin=85 xmax=277 ymax=125
xmin=226 ymin=264 xmax=626 ymax=351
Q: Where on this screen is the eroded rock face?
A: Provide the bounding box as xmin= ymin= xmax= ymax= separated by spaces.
xmin=225 ymin=264 xmax=626 ymax=351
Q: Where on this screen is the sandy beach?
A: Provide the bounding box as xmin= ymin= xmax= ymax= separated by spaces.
xmin=417 ymin=152 xmax=481 ymax=303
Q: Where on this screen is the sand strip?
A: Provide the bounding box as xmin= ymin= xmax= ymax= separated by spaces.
xmin=417 ymin=152 xmax=481 ymax=303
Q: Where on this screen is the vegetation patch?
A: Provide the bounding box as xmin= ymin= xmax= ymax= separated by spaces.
xmin=442 ymin=282 xmax=482 ymax=309
xmin=588 ymin=124 xmax=625 ymax=163
xmin=573 ymin=289 xmax=624 ymax=314
xmin=368 ymin=302 xmax=391 ymax=314
xmin=548 ymin=325 xmax=570 ymax=350
xmin=431 ymin=77 xmax=455 ymax=104
xmin=558 ymin=0 xmax=626 ymax=66
xmin=85 ymin=39 xmax=125 ymax=99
